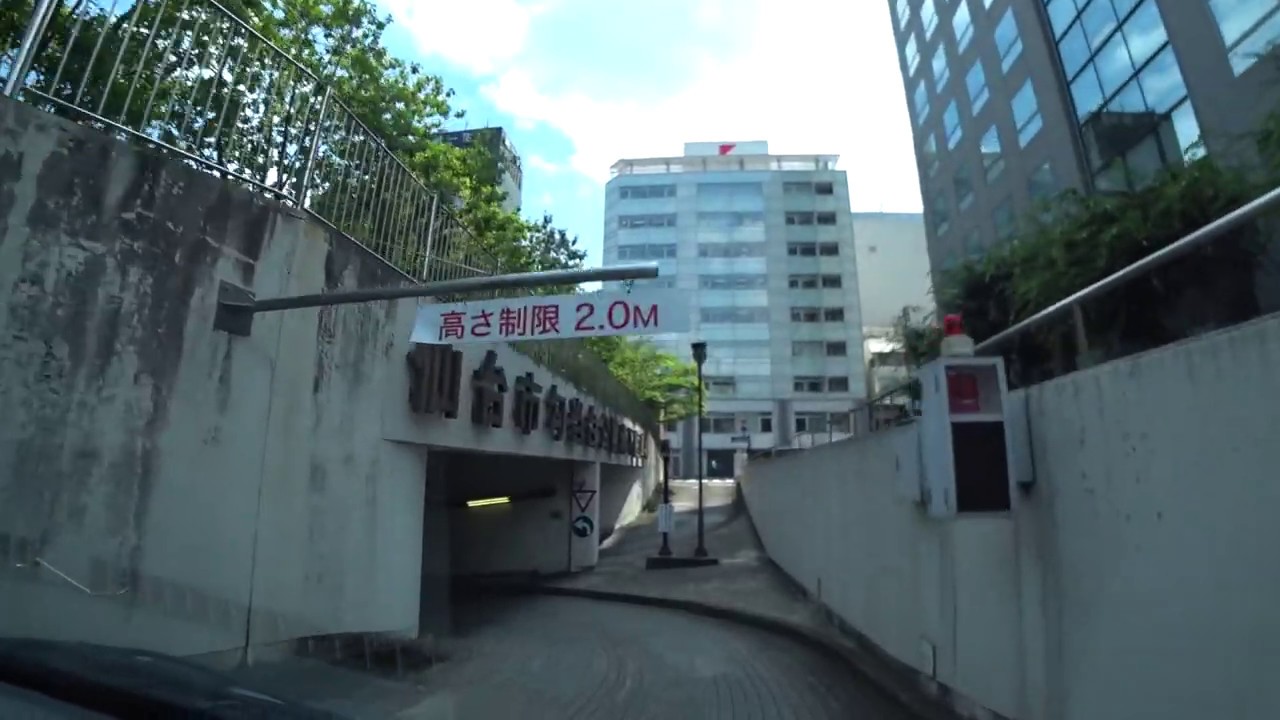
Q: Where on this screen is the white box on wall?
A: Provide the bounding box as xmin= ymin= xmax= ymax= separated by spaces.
xmin=917 ymin=356 xmax=1016 ymax=519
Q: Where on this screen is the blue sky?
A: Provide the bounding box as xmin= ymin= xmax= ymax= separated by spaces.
xmin=376 ymin=0 xmax=923 ymax=268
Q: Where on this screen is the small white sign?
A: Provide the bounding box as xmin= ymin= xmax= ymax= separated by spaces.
xmin=411 ymin=290 xmax=690 ymax=345
xmin=657 ymin=503 xmax=675 ymax=534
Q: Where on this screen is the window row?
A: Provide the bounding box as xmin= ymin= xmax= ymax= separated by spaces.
xmin=794 ymin=412 xmax=852 ymax=434
xmin=783 ymin=180 xmax=836 ymax=195
xmin=789 ymin=307 xmax=846 ymax=323
xmin=793 ymin=376 xmax=850 ymax=393
xmin=785 ymin=211 xmax=839 ymax=225
xmin=701 ymin=307 xmax=770 ymax=324
xmin=930 ymin=160 xmax=1056 ymax=249
xmin=787 ymin=274 xmax=843 ymax=289
xmin=619 ymin=184 xmax=675 ymax=199
xmin=786 ymin=242 xmax=841 ymax=256
xmin=616 ymin=243 xmax=676 ymax=260
xmin=791 ymin=340 xmax=848 ymax=357
xmin=699 ymin=274 xmax=767 ymax=290
xmin=619 ymin=213 xmax=677 ymax=228
xmin=908 ymin=4 xmax=1022 ymax=128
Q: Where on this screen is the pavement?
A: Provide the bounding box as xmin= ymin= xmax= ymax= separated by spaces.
xmin=224 ymin=481 xmax=919 ymax=719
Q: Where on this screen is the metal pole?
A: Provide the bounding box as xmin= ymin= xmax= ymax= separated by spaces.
xmin=694 ymin=355 xmax=707 ymax=558
xmin=4 ymin=0 xmax=57 ymax=97
xmin=296 ymin=86 xmax=333 ymax=207
xmin=658 ymin=439 xmax=671 ymax=557
xmin=214 ymin=263 xmax=660 ymax=336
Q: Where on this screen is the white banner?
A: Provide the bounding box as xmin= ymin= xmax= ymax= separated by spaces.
xmin=410 ymin=290 xmax=691 ymax=345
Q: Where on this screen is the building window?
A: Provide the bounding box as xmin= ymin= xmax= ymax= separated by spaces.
xmin=816 ymin=211 xmax=838 ymax=225
xmin=995 ymin=8 xmax=1023 ymax=72
xmin=819 ymin=242 xmax=839 ymax=256
xmin=759 ymin=414 xmax=773 ymax=433
xmin=795 ymin=413 xmax=824 ymax=432
xmin=954 ymin=164 xmax=974 ymax=211
xmin=1028 ymin=161 xmax=1056 ymax=202
xmin=815 ymin=181 xmax=834 ymax=195
xmin=788 ymin=274 xmax=819 ymax=289
xmin=788 ymin=243 xmax=818 ymax=257
xmin=705 ymin=377 xmax=737 ymax=396
xmin=954 ymin=0 xmax=974 ymax=52
xmin=701 ymin=307 xmax=770 ymax=323
xmin=966 ymin=60 xmax=988 ymax=114
xmin=790 ymin=307 xmax=821 ymax=323
xmin=933 ymin=44 xmax=950 ymax=88
xmin=944 ymin=101 xmax=962 ymax=149
xmin=1209 ymin=0 xmax=1280 ymax=75
xmin=922 ymin=0 xmax=939 ymax=39
xmin=1012 ymin=80 xmax=1043 ymax=147
xmin=913 ymin=79 xmax=931 ymax=123
xmin=923 ymin=133 xmax=939 ymax=176
xmin=619 ymin=184 xmax=675 ymax=199
xmin=793 ymin=377 xmax=825 ymax=393
xmin=993 ymin=198 xmax=1015 ymax=242
xmin=699 ymin=274 xmax=767 ymax=290
xmin=826 ymin=341 xmax=848 ymax=356
xmin=792 ymin=340 xmax=823 ymax=356
xmin=786 ymin=211 xmax=816 ymax=225
xmin=702 ymin=414 xmax=737 ymax=433
xmin=617 ymin=244 xmax=677 ymax=260
xmin=821 ymin=274 xmax=842 ymax=288
xmin=981 ymin=125 xmax=1004 ymax=181
xmin=698 ymin=243 xmax=766 ymax=258
xmin=905 ymin=33 xmax=921 ymax=76
xmin=963 ymin=227 xmax=984 ymax=260
xmin=828 ymin=377 xmax=850 ymax=392
xmin=697 ymin=182 xmax=764 ymax=197
xmin=930 ymin=191 xmax=951 ymax=236
xmin=697 ymin=211 xmax=765 ymax=227
xmin=823 ymin=307 xmax=845 ymax=322
xmin=895 ymin=0 xmax=911 ymax=30
xmin=619 ymin=214 xmax=676 ymax=228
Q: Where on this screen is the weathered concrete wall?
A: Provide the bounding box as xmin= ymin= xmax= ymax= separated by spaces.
xmin=598 ymin=461 xmax=655 ymax=540
xmin=0 ymin=95 xmax=656 ymax=659
xmin=742 ymin=311 xmax=1280 ymax=720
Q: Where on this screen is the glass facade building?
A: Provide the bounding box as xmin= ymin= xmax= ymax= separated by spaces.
xmin=889 ymin=0 xmax=1280 ymax=279
xmin=602 ymin=143 xmax=868 ymax=478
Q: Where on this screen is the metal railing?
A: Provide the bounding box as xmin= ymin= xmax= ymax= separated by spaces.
xmin=0 ymin=0 xmax=656 ymax=430
xmin=852 ymin=181 xmax=1280 ymax=435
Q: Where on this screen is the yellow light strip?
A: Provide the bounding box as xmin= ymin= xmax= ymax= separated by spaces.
xmin=465 ymin=496 xmax=511 ymax=508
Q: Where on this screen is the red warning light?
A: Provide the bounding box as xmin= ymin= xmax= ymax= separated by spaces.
xmin=943 ymin=313 xmax=965 ymax=337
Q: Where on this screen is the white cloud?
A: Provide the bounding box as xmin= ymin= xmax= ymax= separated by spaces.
xmin=525 ymin=153 xmax=563 ymax=174
xmin=381 ymin=0 xmax=551 ymax=75
xmin=478 ymin=0 xmax=922 ymax=212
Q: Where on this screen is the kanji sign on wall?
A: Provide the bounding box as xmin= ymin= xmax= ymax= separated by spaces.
xmin=410 ymin=290 xmax=690 ymax=345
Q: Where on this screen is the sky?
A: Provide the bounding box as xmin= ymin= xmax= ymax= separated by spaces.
xmin=375 ymin=0 xmax=923 ymax=269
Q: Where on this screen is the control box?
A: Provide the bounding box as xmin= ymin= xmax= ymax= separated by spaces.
xmin=917 ymin=356 xmax=1015 ymax=518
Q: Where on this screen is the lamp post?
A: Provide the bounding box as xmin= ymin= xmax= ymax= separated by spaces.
xmin=658 ymin=438 xmax=672 ymax=557
xmin=691 ymin=341 xmax=708 ymax=558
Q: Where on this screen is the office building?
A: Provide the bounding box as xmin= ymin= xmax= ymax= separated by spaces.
xmin=603 ymin=141 xmax=867 ymax=477
xmin=439 ymin=127 xmax=523 ymax=212
xmin=852 ymin=212 xmax=932 ymax=399
xmin=888 ymin=0 xmax=1280 ymax=279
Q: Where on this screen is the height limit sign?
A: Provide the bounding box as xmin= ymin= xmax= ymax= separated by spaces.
xmin=410 ymin=289 xmax=691 ymax=344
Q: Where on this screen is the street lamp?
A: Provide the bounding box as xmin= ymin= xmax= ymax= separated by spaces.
xmin=658 ymin=438 xmax=672 ymax=557
xmin=691 ymin=341 xmax=708 ymax=558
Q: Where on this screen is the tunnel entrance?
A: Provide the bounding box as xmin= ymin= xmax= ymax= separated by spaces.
xmin=706 ymin=450 xmax=736 ymax=478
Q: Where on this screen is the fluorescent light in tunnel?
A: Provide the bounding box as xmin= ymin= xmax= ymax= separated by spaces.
xmin=465 ymin=496 xmax=511 ymax=508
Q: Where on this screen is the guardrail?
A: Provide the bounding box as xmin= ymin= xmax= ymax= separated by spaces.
xmin=852 ymin=181 xmax=1280 ymax=435
xmin=0 ymin=0 xmax=657 ymax=431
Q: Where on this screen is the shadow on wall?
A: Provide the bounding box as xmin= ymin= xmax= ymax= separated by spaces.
xmin=740 ymin=310 xmax=1280 ymax=720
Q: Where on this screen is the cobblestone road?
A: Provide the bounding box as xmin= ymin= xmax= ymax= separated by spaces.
xmin=398 ymin=594 xmax=906 ymax=720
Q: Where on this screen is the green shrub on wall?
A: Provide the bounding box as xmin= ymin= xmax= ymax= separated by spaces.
xmin=930 ymin=123 xmax=1277 ymax=383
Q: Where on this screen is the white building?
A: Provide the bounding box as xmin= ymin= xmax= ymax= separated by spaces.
xmin=602 ymin=141 xmax=867 ymax=477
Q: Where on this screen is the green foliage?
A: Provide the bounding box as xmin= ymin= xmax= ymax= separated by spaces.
xmin=934 ymin=130 xmax=1273 ymax=378
xmin=584 ymin=336 xmax=704 ymax=422
xmin=889 ymin=305 xmax=942 ymax=368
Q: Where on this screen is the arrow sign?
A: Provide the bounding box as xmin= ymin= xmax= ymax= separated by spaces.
xmin=571 ymin=514 xmax=594 ymax=538
xmin=572 ymin=488 xmax=597 ymax=513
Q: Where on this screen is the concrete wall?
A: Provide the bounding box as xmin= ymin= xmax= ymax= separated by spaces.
xmin=852 ymin=212 xmax=933 ymax=328
xmin=0 ymin=96 xmax=656 ymax=659
xmin=742 ymin=311 xmax=1280 ymax=720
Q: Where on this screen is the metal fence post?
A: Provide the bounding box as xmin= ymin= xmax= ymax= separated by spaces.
xmin=421 ymin=194 xmax=440 ymax=281
xmin=296 ymin=86 xmax=332 ymax=208
xmin=4 ymin=0 xmax=58 ymax=97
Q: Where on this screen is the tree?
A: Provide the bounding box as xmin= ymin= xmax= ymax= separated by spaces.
xmin=584 ymin=336 xmax=703 ymax=423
